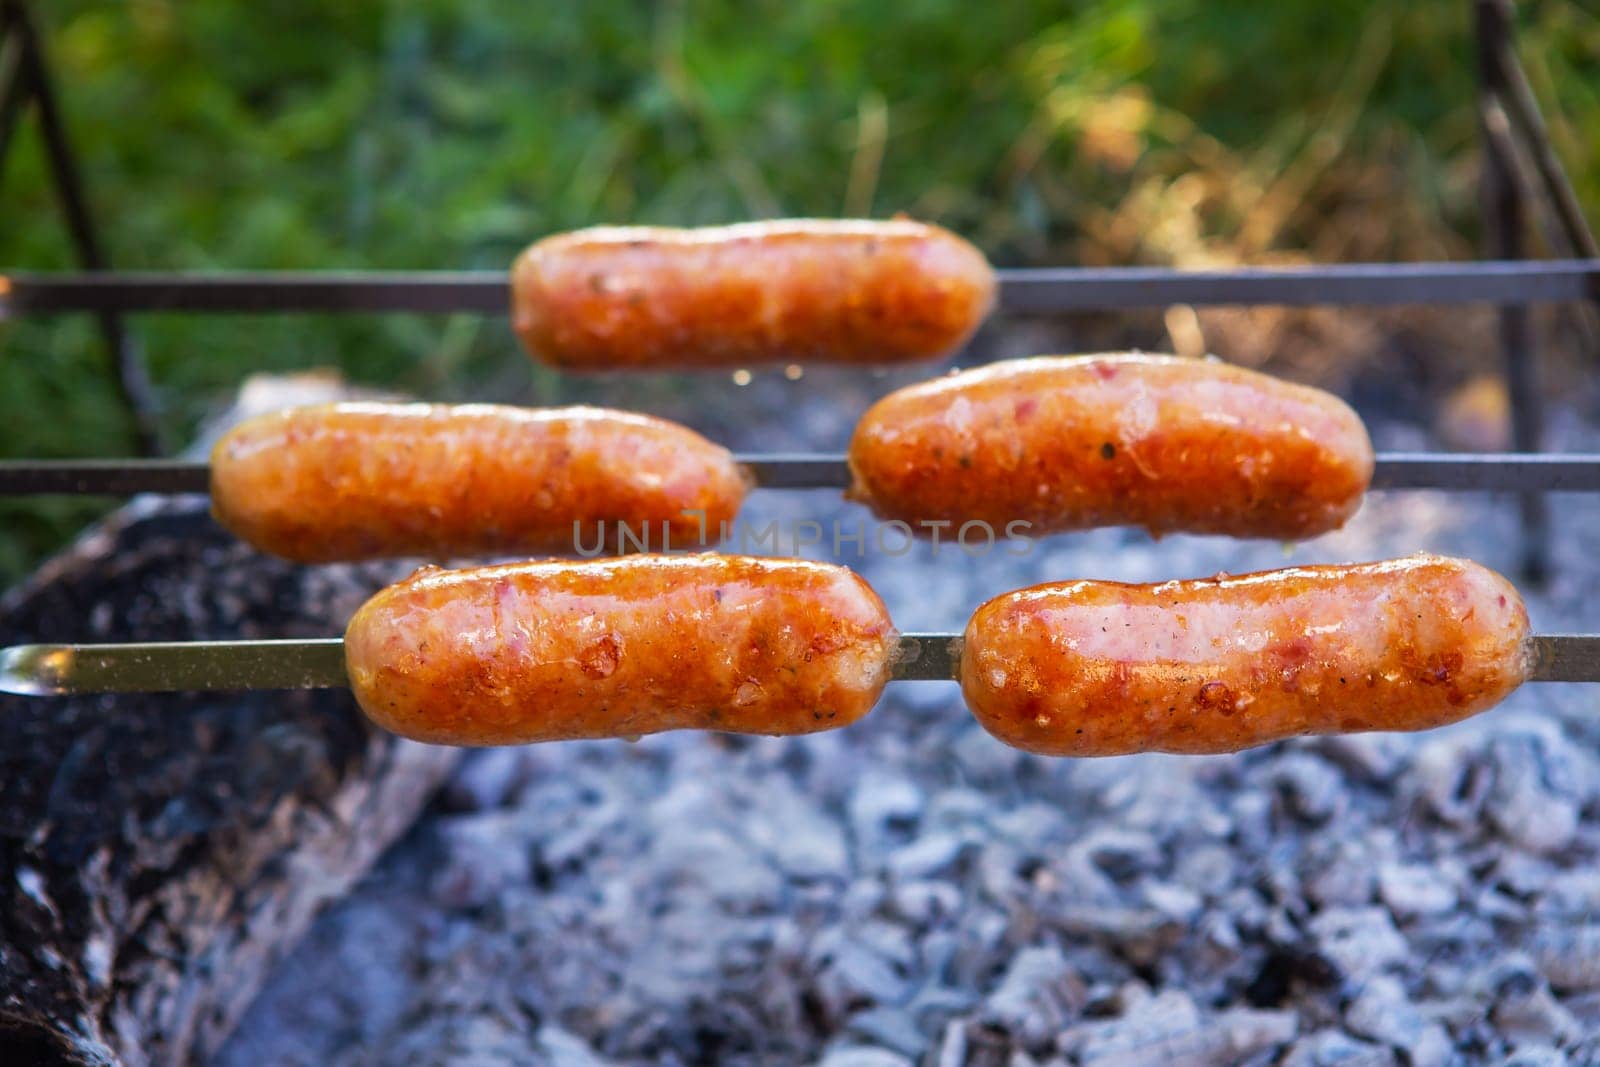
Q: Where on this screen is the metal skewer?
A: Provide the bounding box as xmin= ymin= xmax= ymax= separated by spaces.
xmin=4 ymin=452 xmax=1600 ymax=496
xmin=1 ymin=633 xmax=1594 ymax=695
xmin=3 ymin=261 xmax=1598 ymax=315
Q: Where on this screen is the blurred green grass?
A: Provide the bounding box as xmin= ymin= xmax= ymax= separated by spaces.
xmin=2 ymin=0 xmax=1597 ymax=584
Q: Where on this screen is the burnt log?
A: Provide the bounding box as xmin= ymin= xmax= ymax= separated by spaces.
xmin=0 ymin=397 xmax=460 ymax=1063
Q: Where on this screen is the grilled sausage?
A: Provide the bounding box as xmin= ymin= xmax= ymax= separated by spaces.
xmin=510 ymin=219 xmax=996 ymax=369
xmin=344 ymin=554 xmax=898 ymax=746
xmin=210 ymin=403 xmax=748 ymax=563
xmin=960 ymin=554 xmax=1531 ymax=757
xmin=848 ymin=353 xmax=1375 ymax=541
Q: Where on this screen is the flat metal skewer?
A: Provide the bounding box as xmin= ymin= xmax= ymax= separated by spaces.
xmin=0 ymin=632 xmax=964 ymax=694
xmin=4 ymin=452 xmax=1600 ymax=496
xmin=3 ymin=261 xmax=1598 ymax=315
xmin=0 ymin=633 xmax=1592 ymax=695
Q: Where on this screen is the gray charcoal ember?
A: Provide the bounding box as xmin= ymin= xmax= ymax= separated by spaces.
xmin=848 ymin=778 xmax=925 ymax=849
xmin=1307 ymin=733 xmax=1409 ymax=783
xmin=1475 ymin=887 xmax=1529 ymax=924
xmin=1172 ymin=844 xmax=1242 ymax=899
xmin=1495 ymin=851 xmax=1558 ymax=899
xmin=887 ymin=833 xmax=971 ymax=881
xmin=1278 ymin=1030 xmax=1398 ymax=1067
xmin=1190 ymin=912 xmax=1247 ymax=974
xmin=1214 ymin=888 xmax=1272 ymax=939
xmin=1070 ymin=829 xmax=1163 ymax=881
xmin=842 ymin=1006 xmax=927 ymax=1059
xmin=532 ymin=1024 xmax=614 ymax=1067
xmin=1343 ymin=976 xmax=1453 ymax=1067
xmin=1482 ymin=958 xmax=1583 ymax=1046
xmin=1140 ymin=882 xmax=1203 ymax=925
xmin=1269 ymin=754 xmax=1348 ymax=823
xmin=1058 ymin=950 xmax=1132 ymax=992
xmin=1412 ymin=735 xmax=1491 ymax=828
xmin=1559 ymin=989 xmax=1600 ymax=1026
xmin=1534 ymin=869 xmax=1600 ymax=917
xmin=935 ymin=1020 xmax=968 ymax=1067
xmin=1492 ymin=981 xmax=1584 ymax=1046
xmin=1306 ymin=908 xmax=1409 ymax=982
xmin=976 ymin=842 xmax=1031 ymax=904
xmin=948 ymin=909 xmax=1016 ymax=989
xmin=1056 ymin=990 xmax=1295 ymax=1067
xmin=841 ymin=876 xmax=888 ymax=922
xmin=1534 ymin=925 xmax=1600 ymax=990
xmin=738 ymin=784 xmax=850 ymax=880
xmin=1500 ymin=1048 xmax=1569 ymax=1067
xmin=1055 ymin=988 xmax=1198 ymax=1061
xmin=853 ymin=920 xmax=919 ymax=974
xmin=1228 ymin=791 xmax=1277 ymax=852
xmin=646 ymin=825 xmax=783 ymax=912
xmin=925 ymin=788 xmax=994 ymax=829
xmin=437 ymin=748 xmax=528 ymax=813
xmin=1096 ymin=760 xmax=1231 ymax=838
xmin=1042 ymin=905 xmax=1184 ymax=966
xmin=907 ymin=984 xmax=978 ymax=1021
xmin=978 ymin=945 xmax=1087 ymax=1049
xmin=368 ymin=1012 xmax=597 ymax=1067
xmin=990 ymin=803 xmax=1071 ymax=846
xmin=428 ymin=812 xmax=534 ymax=910
xmin=813 ymin=1045 xmax=913 ymax=1067
xmin=889 ymin=880 xmax=962 ymax=926
xmin=1376 ymin=862 xmax=1458 ymax=921
xmin=890 ymin=678 xmax=956 ymax=712
xmin=1484 ymin=728 xmax=1585 ymax=855
xmin=1301 ymin=836 xmax=1382 ymax=909
xmin=916 ymin=931 xmax=961 ymax=979
xmin=537 ymin=800 xmax=626 ymax=871
xmin=809 ymin=934 xmax=914 ymax=1018
xmin=952 ymin=725 xmax=1027 ymax=782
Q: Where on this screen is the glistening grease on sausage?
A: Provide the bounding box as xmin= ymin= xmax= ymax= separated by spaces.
xmin=210 ymin=403 xmax=749 ymax=563
xmin=344 ymin=555 xmax=898 ymax=746
xmin=848 ymin=354 xmax=1375 ymax=541
xmin=960 ymin=555 xmax=1531 ymax=757
xmin=510 ymin=219 xmax=996 ymax=369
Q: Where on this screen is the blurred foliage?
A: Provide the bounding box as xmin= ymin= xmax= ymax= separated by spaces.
xmin=1 ymin=0 xmax=1598 ymax=583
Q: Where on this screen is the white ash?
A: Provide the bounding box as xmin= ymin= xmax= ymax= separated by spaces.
xmin=220 ymin=365 xmax=1600 ymax=1065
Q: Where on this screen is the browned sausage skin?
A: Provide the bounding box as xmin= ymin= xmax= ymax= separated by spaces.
xmin=344 ymin=555 xmax=898 ymax=746
xmin=210 ymin=403 xmax=748 ymax=563
xmin=848 ymin=353 xmax=1375 ymax=541
xmin=961 ymin=554 xmax=1531 ymax=757
xmin=510 ymin=219 xmax=996 ymax=369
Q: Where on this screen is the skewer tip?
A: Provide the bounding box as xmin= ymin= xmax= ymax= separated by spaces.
xmin=0 ymin=645 xmax=73 ymax=697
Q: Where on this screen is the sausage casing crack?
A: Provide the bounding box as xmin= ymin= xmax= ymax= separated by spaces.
xmin=960 ymin=554 xmax=1531 ymax=756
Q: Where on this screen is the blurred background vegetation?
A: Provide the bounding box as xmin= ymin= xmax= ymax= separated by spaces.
xmin=2 ymin=0 xmax=1598 ymax=584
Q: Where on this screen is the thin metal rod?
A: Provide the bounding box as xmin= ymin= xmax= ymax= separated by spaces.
xmin=0 ymin=458 xmax=212 ymax=494
xmin=6 ymin=452 xmax=1600 ymax=496
xmin=892 ymin=633 xmax=963 ymax=682
xmin=2 ymin=633 xmax=1595 ymax=696
xmin=0 ymin=639 xmax=349 ymax=695
xmin=8 ymin=0 xmax=163 ymax=455
xmin=1478 ymin=0 xmax=1549 ymax=585
xmin=1530 ymin=635 xmax=1600 ymax=683
xmin=1365 ymin=453 xmax=1600 ymax=491
xmin=4 ymin=261 xmax=1600 ymax=318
